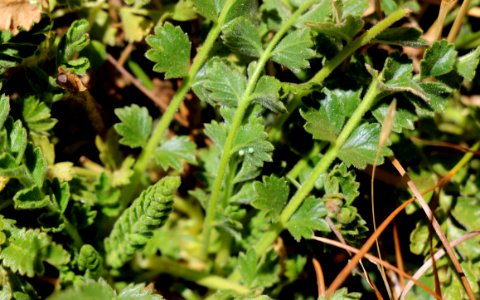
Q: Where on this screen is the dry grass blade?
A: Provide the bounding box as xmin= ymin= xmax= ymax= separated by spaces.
xmin=400 ymin=230 xmax=480 ymax=299
xmin=313 ymin=236 xmax=441 ymax=300
xmin=312 ymin=257 xmax=326 ymax=298
xmin=432 ymin=0 xmax=458 ymax=41
xmin=326 ymin=142 xmax=478 ymax=297
xmin=411 ymin=137 xmax=480 ymax=155
xmin=448 ymin=0 xmax=471 ymax=42
xmin=371 ymin=99 xmax=396 ymax=298
xmin=393 ymin=223 xmax=405 ymax=290
xmin=389 ymin=157 xmax=476 ymax=300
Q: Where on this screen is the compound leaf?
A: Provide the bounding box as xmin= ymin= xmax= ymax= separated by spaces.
xmin=145 ymin=22 xmax=191 ymax=79
xmin=154 ymin=136 xmax=197 ymax=171
xmin=250 ymin=76 xmax=284 ymax=112
xmin=287 ymin=196 xmax=329 ymax=241
xmin=338 ymin=123 xmax=392 ymax=168
xmin=420 ymin=40 xmax=457 ymax=79
xmin=271 ymin=29 xmax=316 ymax=73
xmin=114 ymin=104 xmax=152 ymax=149
xmin=252 ymin=175 xmax=289 ymax=221
xmin=222 ymin=17 xmax=263 ymax=58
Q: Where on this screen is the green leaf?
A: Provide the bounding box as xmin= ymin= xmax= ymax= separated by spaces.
xmin=452 ymin=196 xmax=480 ymax=232
xmin=118 ymin=8 xmax=153 ymax=43
xmin=250 ymin=76 xmax=285 ymax=112
xmin=154 ymin=136 xmax=197 ymax=171
xmin=287 ymin=196 xmax=329 ymax=241
xmin=24 ymin=145 xmax=47 ymax=187
xmin=318 ymin=287 xmax=362 ymax=300
xmin=223 ymin=0 xmax=258 ymax=25
xmin=420 ymin=40 xmax=458 ymax=79
xmin=199 ymin=60 xmax=247 ymax=107
xmin=372 ymin=103 xmax=417 ymax=133
xmin=117 ymin=283 xmax=165 ymax=300
xmin=238 ymin=249 xmax=257 ymax=287
xmin=192 ymin=0 xmax=218 ymax=20
xmin=48 ymin=280 xmax=115 ymax=300
xmin=308 ymin=15 xmax=364 ymax=42
xmin=0 ymin=94 xmax=9 ymax=129
xmin=20 ymin=96 xmax=57 ymax=133
xmin=284 ymin=255 xmax=307 ymax=282
xmin=338 ymin=123 xmax=392 ymax=169
xmin=13 ymin=186 xmax=50 ymax=210
xmin=456 ymin=47 xmax=480 ymax=81
xmin=295 ymin=1 xmax=332 ymax=27
xmin=271 ymin=29 xmax=316 ymax=73
xmin=0 ymin=229 xmax=51 ymax=277
xmin=301 ymin=88 xmax=360 ymax=142
xmin=172 ymin=0 xmax=198 ymax=21
xmin=5 ymin=119 xmax=27 ymax=163
xmin=63 ymin=19 xmax=90 ymax=62
xmin=222 ymin=17 xmax=263 ymax=58
xmin=105 ymin=176 xmax=180 ymax=268
xmin=78 ymin=244 xmax=102 ymax=279
xmin=252 ymin=175 xmax=289 ymax=221
xmin=145 ymin=22 xmax=191 ymax=79
xmin=373 ymin=27 xmax=428 ymax=48
xmin=114 ymin=104 xmax=152 ymax=148
xmin=237 ymin=249 xmax=281 ymax=289
xmin=324 ymin=163 xmax=359 ymax=206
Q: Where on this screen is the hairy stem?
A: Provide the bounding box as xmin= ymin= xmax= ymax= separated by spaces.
xmin=119 ymin=0 xmax=236 ymax=208
xmin=201 ymin=0 xmax=318 ymax=256
xmin=254 ymin=76 xmax=382 ymax=256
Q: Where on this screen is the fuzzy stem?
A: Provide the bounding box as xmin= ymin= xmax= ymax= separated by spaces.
xmin=254 ymin=76 xmax=382 ymax=256
xmin=201 ymin=0 xmax=318 ymax=256
xmin=119 ymin=0 xmax=236 ymax=208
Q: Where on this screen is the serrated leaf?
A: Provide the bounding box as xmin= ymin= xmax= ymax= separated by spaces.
xmin=301 ymin=88 xmax=360 ymax=142
xmin=145 ymin=22 xmax=191 ymax=79
xmin=452 ymin=196 xmax=480 ymax=232
xmin=295 ymin=1 xmax=332 ymax=27
xmin=63 ymin=19 xmax=90 ymax=62
xmin=456 ymin=47 xmax=480 ymax=81
xmin=324 ymin=164 xmax=359 ymax=206
xmin=192 ymin=0 xmax=218 ymax=20
xmin=252 ymin=175 xmax=289 ymax=221
xmin=0 ymin=94 xmax=9 ymax=129
xmin=284 ymin=255 xmax=307 ymax=282
xmin=338 ymin=123 xmax=392 ymax=168
xmin=154 ymin=136 xmax=197 ymax=171
xmin=201 ymin=60 xmax=247 ymax=107
xmin=319 ymin=287 xmax=362 ymax=300
xmin=48 ymin=280 xmax=115 ymax=300
xmin=342 ymin=0 xmax=369 ymax=17
xmin=5 ymin=119 xmax=27 ymax=162
xmin=250 ymin=76 xmax=284 ymax=112
xmin=223 ymin=0 xmax=258 ymax=25
xmin=21 ymin=96 xmax=57 ymax=133
xmin=48 ymin=178 xmax=70 ymax=213
xmin=0 ymin=228 xmax=51 ymax=277
xmin=13 ymin=186 xmax=50 ymax=209
xmin=307 ymin=15 xmax=364 ymax=42
xmin=238 ymin=249 xmax=257 ymax=287
xmin=114 ymin=104 xmax=152 ymax=148
xmin=44 ymin=243 xmax=70 ymax=267
xmin=222 ymin=17 xmax=262 ymax=58
xmin=373 ymin=27 xmax=428 ymax=48
xmin=372 ymin=103 xmax=417 ymax=133
xmin=420 ymin=40 xmax=458 ymax=79
xmin=287 ymin=196 xmax=329 ymax=241
xmin=117 ymin=283 xmax=165 ymax=300
xmin=271 ymin=29 xmax=316 ymax=73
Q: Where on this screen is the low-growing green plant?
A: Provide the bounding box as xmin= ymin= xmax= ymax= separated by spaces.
xmin=1 ymin=0 xmax=480 ymax=299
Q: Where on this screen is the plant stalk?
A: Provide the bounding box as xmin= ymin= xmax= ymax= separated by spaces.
xmin=119 ymin=0 xmax=236 ymax=208
xmin=201 ymin=0 xmax=318 ymax=256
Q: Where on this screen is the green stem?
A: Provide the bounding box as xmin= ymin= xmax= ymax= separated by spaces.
xmin=201 ymin=0 xmax=318 ymax=256
xmin=139 ymin=256 xmax=249 ymax=294
xmin=255 ymin=76 xmax=382 ymax=256
xmin=119 ymin=0 xmax=236 ymax=208
xmin=63 ymin=218 xmax=83 ymax=248
xmin=269 ymin=8 xmax=408 ymax=139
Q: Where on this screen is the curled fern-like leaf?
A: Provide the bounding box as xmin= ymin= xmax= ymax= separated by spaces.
xmin=78 ymin=244 xmax=102 ymax=279
xmin=104 ymin=176 xmax=180 ymax=268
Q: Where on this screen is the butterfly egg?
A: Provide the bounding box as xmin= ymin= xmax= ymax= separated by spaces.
xmin=247 ymin=147 xmax=254 ymax=154
xmin=238 ymin=149 xmax=245 ymax=156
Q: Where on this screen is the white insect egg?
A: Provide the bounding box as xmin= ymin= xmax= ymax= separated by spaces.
xmin=238 ymin=149 xmax=245 ymax=156
xmin=247 ymin=147 xmax=254 ymax=153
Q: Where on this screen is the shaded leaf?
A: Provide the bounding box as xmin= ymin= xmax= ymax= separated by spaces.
xmin=119 ymin=8 xmax=154 ymax=43
xmin=114 ymin=104 xmax=152 ymax=148
xmin=222 ymin=17 xmax=263 ymax=58
xmin=250 ymin=76 xmax=284 ymax=112
xmin=145 ymin=22 xmax=191 ymax=79
xmin=0 ymin=0 xmax=41 ymax=35
xmin=0 ymin=94 xmax=9 ymax=129
xmin=252 ymin=175 xmax=289 ymax=221
xmin=287 ymin=196 xmax=329 ymax=241
xmin=154 ymin=136 xmax=197 ymax=171
xmin=20 ymin=96 xmax=57 ymax=133
xmin=59 ymin=19 xmax=90 ymax=73
xmin=420 ymin=40 xmax=457 ymax=79
xmin=5 ymin=119 xmax=27 ymax=162
xmin=452 ymin=196 xmax=480 ymax=232
xmin=24 ymin=145 xmax=47 ymax=187
xmin=373 ymin=27 xmax=428 ymax=48
xmin=192 ymin=0 xmax=218 ymax=20
xmin=271 ymin=29 xmax=316 ymax=73
xmin=13 ymin=186 xmax=50 ymax=209
xmin=295 ymin=1 xmax=332 ymax=27
xmin=338 ymin=123 xmax=392 ymax=169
